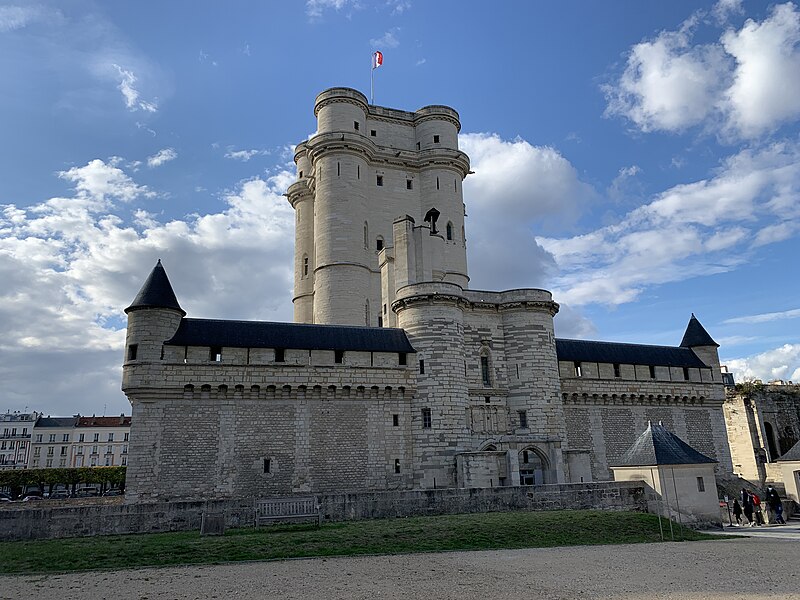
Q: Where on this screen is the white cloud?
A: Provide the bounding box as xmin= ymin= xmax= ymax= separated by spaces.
xmin=713 ymin=0 xmax=744 ymax=24
xmin=146 ymin=148 xmax=178 ymax=168
xmin=0 ymin=5 xmax=44 ymax=31
xmin=725 ymin=343 xmax=800 ymax=383
xmin=538 ymin=141 xmax=800 ymax=306
xmin=0 ymin=160 xmax=295 ymax=416
xmin=605 ymin=2 xmax=800 ymax=139
xmin=370 ymin=28 xmax=401 ymax=49
xmin=113 ymin=64 xmax=158 ymax=113
xmin=460 ymin=133 xmax=596 ymax=291
xmin=225 ymin=149 xmax=265 ymax=162
xmin=388 ymin=1 xmax=411 ymax=15
xmin=724 ymin=308 xmax=800 ymax=325
xmin=306 ymin=0 xmax=357 ymax=19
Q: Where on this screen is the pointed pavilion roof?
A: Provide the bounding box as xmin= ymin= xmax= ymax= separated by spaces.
xmin=124 ymin=259 xmax=185 ymax=315
xmin=680 ymin=314 xmax=718 ymax=348
xmin=611 ymin=422 xmax=717 ymax=467
xmin=778 ymin=439 xmax=800 ymax=462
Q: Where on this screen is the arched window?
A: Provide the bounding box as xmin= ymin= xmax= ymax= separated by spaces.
xmin=446 ymin=221 xmax=453 ymax=241
xmin=479 ymin=348 xmax=493 ymax=387
xmin=519 ymin=447 xmax=549 ymax=485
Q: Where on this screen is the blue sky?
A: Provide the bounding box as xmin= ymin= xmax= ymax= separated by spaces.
xmin=1 ymin=0 xmax=799 ymax=416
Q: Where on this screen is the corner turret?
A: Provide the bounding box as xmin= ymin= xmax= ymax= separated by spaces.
xmin=680 ymin=314 xmax=721 ymax=380
xmin=123 ymin=260 xmax=185 ymax=377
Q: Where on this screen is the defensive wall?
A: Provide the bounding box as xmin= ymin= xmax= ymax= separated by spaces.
xmin=0 ymin=480 xmax=648 ymax=541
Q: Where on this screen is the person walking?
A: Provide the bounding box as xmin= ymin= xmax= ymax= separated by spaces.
xmin=765 ymin=485 xmax=786 ymax=524
xmin=732 ymin=498 xmax=743 ymax=525
xmin=741 ymin=488 xmax=755 ymax=526
xmin=752 ymin=492 xmax=765 ymax=526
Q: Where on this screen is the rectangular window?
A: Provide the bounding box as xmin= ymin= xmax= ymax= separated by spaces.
xmin=108 ymin=433 xmax=114 ymax=442
xmin=613 ymin=363 xmax=621 ymax=378
xmin=334 ymin=350 xmax=344 ymax=364
xmin=33 ymin=447 xmax=40 ymax=457
xmin=574 ymin=362 xmax=582 ymax=377
xmin=383 ymin=304 xmax=387 ymax=314
xmin=378 ymin=316 xmax=383 ymax=327
xmin=22 ymin=428 xmax=27 ymax=435
xmin=46 ymin=458 xmax=53 ymax=468
xmin=92 ymin=445 xmax=98 ymax=454
xmin=394 ymin=459 xmax=400 ymax=474
xmin=121 ymin=456 xmax=127 ymax=466
xmin=433 ymin=135 xmax=440 ymax=143
xmin=62 ymin=434 xmax=69 ymax=442
xmin=353 ymin=121 xmax=359 ymax=131
xmin=337 ymin=161 xmax=340 ymax=176
xmin=60 ymin=458 xmax=66 ymax=467
xmin=422 ymin=408 xmax=432 ymax=428
xmin=484 ymin=396 xmax=491 ymax=404
xmin=523 ymin=450 xmax=529 ymax=464
xmin=274 ymin=348 xmax=285 ymax=362
xmin=399 ymin=353 xmax=407 ymax=366
xmin=79 ymin=433 xmax=85 ymax=442
xmin=263 ymin=458 xmax=271 ymax=474
xmin=49 ymin=434 xmax=56 ymax=443
xmin=392 ymin=414 xmax=399 ymax=427
xmin=105 ymin=457 xmax=111 ymax=466
xmin=419 ymin=359 xmax=425 ymax=375
xmin=406 ymin=179 xmax=413 ymax=190
xmin=518 ymin=410 xmax=528 ymax=428
xmin=370 ymin=129 xmax=376 ymax=137
xmin=47 ymin=447 xmax=54 ymax=456
xmin=376 ymin=238 xmax=384 ymax=251
xmin=683 ymin=367 xmax=690 ymax=381
xmin=376 ymin=175 xmax=383 ymax=186
xmin=35 ymin=434 xmax=42 ymax=443
xmin=106 ymin=445 xmax=113 ymax=454
xmin=696 ymin=476 xmax=705 ymax=492
xmin=122 ymin=445 xmax=128 ymax=454
xmin=127 ymin=344 xmax=138 ymax=361
xmin=90 ymin=458 xmax=97 ymax=467
xmin=649 ymin=365 xmax=656 ymax=379
xmin=209 ymin=346 xmax=222 ymax=362
xmin=481 ymin=356 xmax=491 ymax=387
xmin=416 ymin=141 xmax=420 ymax=150
xmin=76 ymin=446 xmax=83 ymax=455
xmin=94 ymin=433 xmax=99 ymax=442
xmin=60 ymin=446 xmax=67 ymax=456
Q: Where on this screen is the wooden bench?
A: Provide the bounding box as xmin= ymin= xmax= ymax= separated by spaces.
xmin=254 ymin=496 xmax=322 ymax=527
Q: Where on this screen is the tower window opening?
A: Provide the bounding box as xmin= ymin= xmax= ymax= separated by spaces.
xmin=433 ymin=135 xmax=440 ymax=143
xmin=299 ymin=170 xmax=303 ymax=178
xmin=422 ymin=407 xmax=432 ymax=428
xmin=365 ymin=300 xmax=370 ymax=326
xmin=683 ymin=367 xmax=690 ymax=381
xmin=337 ymin=162 xmax=340 ymax=176
xmin=523 ymin=450 xmax=529 ymax=464
xmin=574 ymin=362 xmax=582 ymax=377
xmin=127 ymin=344 xmax=138 ymax=361
xmin=353 ymin=121 xmax=359 ymax=131
xmin=376 ymin=237 xmax=384 ymax=251
xmin=160 ymin=345 xmax=164 ymax=360
xmin=481 ymin=356 xmax=491 ymax=387
xmin=613 ymin=363 xmax=621 ymax=378
xmin=446 ymin=222 xmax=453 ymax=240
xmin=383 ymin=303 xmax=387 ymax=314
xmin=378 ymin=316 xmax=383 ymax=327
xmin=334 ymin=350 xmax=344 ymax=364
xmin=275 ymin=348 xmax=285 ymax=363
xmin=454 ymin=179 xmax=457 ymax=191
xmin=370 ymin=129 xmax=376 ymax=137
xmin=484 ymin=396 xmax=491 ymax=404
xmin=518 ymin=410 xmax=528 ymax=428
xmin=394 ymin=459 xmax=400 ymax=473
xmin=392 ymin=414 xmax=399 ymax=426
xmin=357 ymin=165 xmax=360 ymax=179
xmin=303 ymin=256 xmax=309 ymax=277
xmin=416 ymin=141 xmax=420 ymax=150
xmin=210 ymin=346 xmax=222 ymax=362
xmin=436 ymin=176 xmax=440 ymax=190
xmin=406 ymin=179 xmax=413 ymax=190
xmin=649 ymin=365 xmax=656 ymax=379
xmin=184 ymin=346 xmax=188 ymax=364
xmin=263 ymin=458 xmax=271 ymax=474
xmin=399 ymin=353 xmax=407 ymax=366
xmin=377 ymin=175 xmax=383 ymax=186
xmin=364 ymin=222 xmax=369 ymax=249
xmin=419 ymin=359 xmax=425 ymax=375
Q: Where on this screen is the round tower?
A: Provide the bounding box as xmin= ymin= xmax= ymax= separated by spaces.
xmin=122 ymin=260 xmax=185 ymax=388
xmin=393 ymin=281 xmax=469 ymax=488
xmin=288 ymin=143 xmax=315 ymax=323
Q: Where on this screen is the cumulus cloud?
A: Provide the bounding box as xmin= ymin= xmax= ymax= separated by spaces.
xmin=539 ymin=141 xmax=800 ymax=306
xmin=725 ymin=344 xmax=800 ymax=383
xmin=605 ymin=2 xmax=800 ymax=139
xmin=113 ymin=64 xmax=158 ymax=113
xmin=146 ymin=148 xmax=177 ymax=168
xmin=459 ymin=133 xmax=597 ymax=291
xmin=0 ymin=161 xmax=295 ymax=416
xmin=0 ymin=5 xmax=45 ymax=31
xmin=306 ymin=0 xmax=357 ymax=19
xmin=225 ymin=149 xmax=266 ymax=162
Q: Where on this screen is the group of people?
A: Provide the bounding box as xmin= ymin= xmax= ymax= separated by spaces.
xmin=732 ymin=485 xmax=786 ymax=526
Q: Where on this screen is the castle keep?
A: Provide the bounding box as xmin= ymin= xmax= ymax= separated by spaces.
xmin=122 ymin=88 xmax=732 ymax=502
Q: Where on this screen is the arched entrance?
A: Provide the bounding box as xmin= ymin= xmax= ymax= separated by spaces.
xmin=519 ymin=447 xmax=549 ymax=485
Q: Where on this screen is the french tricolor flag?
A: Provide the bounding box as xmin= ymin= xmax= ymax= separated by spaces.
xmin=372 ymin=51 xmax=383 ymax=69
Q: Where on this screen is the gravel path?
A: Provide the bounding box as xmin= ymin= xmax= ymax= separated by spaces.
xmin=2 ymin=538 xmax=797 ymax=600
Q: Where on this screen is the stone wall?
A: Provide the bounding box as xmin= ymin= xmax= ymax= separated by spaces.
xmin=0 ymin=481 xmax=648 ymax=541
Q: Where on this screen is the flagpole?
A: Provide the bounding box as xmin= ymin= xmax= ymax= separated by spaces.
xmin=371 ymin=57 xmax=374 ymax=105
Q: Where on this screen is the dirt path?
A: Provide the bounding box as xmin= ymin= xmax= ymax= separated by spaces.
xmin=2 ymin=538 xmax=797 ymax=600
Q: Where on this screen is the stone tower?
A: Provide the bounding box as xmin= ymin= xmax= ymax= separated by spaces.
xmin=680 ymin=314 xmax=721 ymax=380
xmin=288 ymin=87 xmax=470 ymax=326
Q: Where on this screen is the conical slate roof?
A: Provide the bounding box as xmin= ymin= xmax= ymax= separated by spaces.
xmin=778 ymin=439 xmax=800 ymax=462
xmin=680 ymin=314 xmax=718 ymax=348
xmin=612 ymin=423 xmax=717 ymax=467
xmin=125 ymin=259 xmax=185 ymax=315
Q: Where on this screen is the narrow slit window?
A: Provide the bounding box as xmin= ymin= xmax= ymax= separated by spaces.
xmin=523 ymin=450 xmax=529 ymax=464
xmin=683 ymin=367 xmax=690 ymax=381
xmin=378 ymin=316 xmax=383 ymax=327
xmin=275 ymin=348 xmax=285 ymax=363
xmin=416 ymin=141 xmax=420 ymax=150
xmin=353 ymin=121 xmax=359 ymax=131
xmin=406 ymin=179 xmax=413 ymax=190
xmin=481 ymin=356 xmax=491 ymax=387
xmin=419 ymin=359 xmax=425 ymax=375
xmin=303 ymin=255 xmax=309 ymax=277
xmin=649 ymin=365 xmax=656 ymax=379
xmin=613 ymin=363 xmax=621 ymax=378
xmin=337 ymin=162 xmax=340 ymax=176
xmin=574 ymin=362 xmax=582 ymax=377
xmin=334 ymin=350 xmax=344 ymax=364
xmin=210 ymin=346 xmax=222 ymax=362
xmin=357 ymin=165 xmax=360 ymax=179
xmin=263 ymin=458 xmax=271 ymax=474
xmin=392 ymin=414 xmax=399 ymax=427
xmin=394 ymin=459 xmax=401 ymax=473
xmin=299 ymin=170 xmax=303 ymax=178
xmin=446 ymin=222 xmax=453 ymax=240
xmin=436 ymin=176 xmax=440 ymax=190
xmin=127 ymin=344 xmax=138 ymax=361
xmin=376 ymin=175 xmax=383 ymax=186
xmin=696 ymin=476 xmax=705 ymax=492
xmin=518 ymin=410 xmax=528 ymax=428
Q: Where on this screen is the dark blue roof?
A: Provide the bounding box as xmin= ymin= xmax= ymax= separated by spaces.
xmin=35 ymin=417 xmax=77 ymax=428
xmin=555 ymin=339 xmax=708 ymax=368
xmin=680 ymin=314 xmax=719 ymax=348
xmin=125 ymin=260 xmax=185 ymax=315
xmin=166 ymin=319 xmax=416 ymax=353
xmin=779 ymin=440 xmax=800 ymax=462
xmin=612 ymin=423 xmax=717 ymax=466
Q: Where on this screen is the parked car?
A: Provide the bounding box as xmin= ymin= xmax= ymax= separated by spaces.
xmin=22 ymin=495 xmax=43 ymax=502
xmin=0 ymin=492 xmax=11 ymax=502
xmin=102 ymin=489 xmax=123 ymax=497
xmin=74 ymin=487 xmax=99 ymax=498
xmin=49 ymin=490 xmax=71 ymax=500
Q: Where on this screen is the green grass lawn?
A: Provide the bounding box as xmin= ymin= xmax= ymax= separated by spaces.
xmin=0 ymin=510 xmax=718 ymax=575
